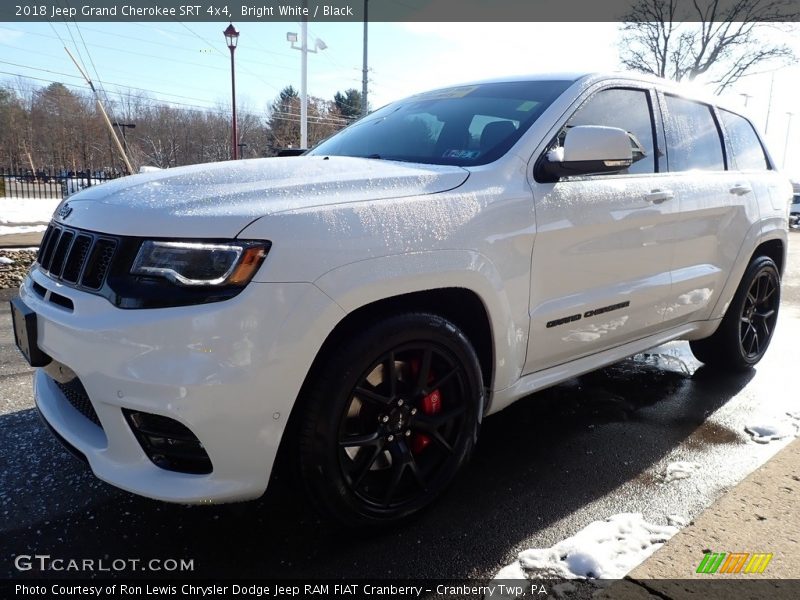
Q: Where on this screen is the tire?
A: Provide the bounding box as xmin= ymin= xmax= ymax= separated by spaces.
xmin=297 ymin=312 xmax=484 ymax=527
xmin=690 ymin=256 xmax=780 ymax=371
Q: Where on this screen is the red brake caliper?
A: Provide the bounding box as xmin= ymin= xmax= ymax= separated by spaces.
xmin=409 ymin=358 xmax=441 ymax=455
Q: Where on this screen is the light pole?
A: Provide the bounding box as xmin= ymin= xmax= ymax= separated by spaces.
xmin=224 ymin=23 xmax=240 ymax=160
xmin=287 ymin=9 xmax=326 ymax=149
xmin=783 ymin=112 xmax=794 ymax=170
xmin=765 ymin=71 xmax=775 ymax=135
xmin=362 ymin=0 xmax=369 ymax=117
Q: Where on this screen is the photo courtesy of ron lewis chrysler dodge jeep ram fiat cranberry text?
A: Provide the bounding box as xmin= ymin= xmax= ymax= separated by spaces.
xmin=11 ymin=72 xmax=791 ymax=526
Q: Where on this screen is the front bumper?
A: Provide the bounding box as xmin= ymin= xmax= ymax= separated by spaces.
xmin=22 ymin=266 xmax=344 ymax=503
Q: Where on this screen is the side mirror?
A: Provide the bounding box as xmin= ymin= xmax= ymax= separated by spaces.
xmin=540 ymin=125 xmax=635 ymax=180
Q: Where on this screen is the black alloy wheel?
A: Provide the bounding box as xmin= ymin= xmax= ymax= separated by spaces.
xmin=690 ymin=256 xmax=781 ymax=371
xmin=298 ymin=313 xmax=484 ymax=526
xmin=738 ymin=268 xmax=779 ymax=360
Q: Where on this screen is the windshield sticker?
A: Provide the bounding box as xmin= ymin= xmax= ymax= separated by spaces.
xmin=443 ymin=149 xmax=481 ymax=159
xmin=414 ymin=86 xmax=479 ymax=101
xmin=516 ymin=100 xmax=538 ymax=112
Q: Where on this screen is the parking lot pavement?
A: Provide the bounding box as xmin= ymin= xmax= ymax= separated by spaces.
xmin=601 ymin=438 xmax=800 ymax=599
xmin=1 ymin=235 xmax=799 ymax=580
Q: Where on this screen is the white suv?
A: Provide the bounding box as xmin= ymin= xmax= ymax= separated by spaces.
xmin=11 ymin=72 xmax=791 ymax=526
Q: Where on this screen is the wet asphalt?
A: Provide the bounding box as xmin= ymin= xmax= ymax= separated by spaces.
xmin=1 ymin=236 xmax=799 ymax=581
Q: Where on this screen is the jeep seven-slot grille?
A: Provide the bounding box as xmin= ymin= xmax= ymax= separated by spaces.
xmin=37 ymin=223 xmax=118 ymax=290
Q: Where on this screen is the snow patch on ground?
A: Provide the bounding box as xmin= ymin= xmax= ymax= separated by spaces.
xmin=664 ymin=461 xmax=699 ymax=482
xmin=666 ymin=514 xmax=688 ymax=528
xmin=745 ymin=420 xmax=797 ymax=444
xmin=0 ymin=224 xmax=47 ymax=236
xmin=493 ymin=513 xmax=678 ymax=581
xmin=0 ymin=256 xmax=13 ymax=265
xmin=0 ymin=197 xmax=59 ymax=237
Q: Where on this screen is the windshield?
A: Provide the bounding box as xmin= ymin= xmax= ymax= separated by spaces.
xmin=308 ymin=80 xmax=574 ymax=166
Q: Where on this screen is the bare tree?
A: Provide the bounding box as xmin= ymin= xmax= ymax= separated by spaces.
xmin=619 ymin=0 xmax=797 ymax=94
xmin=0 ymin=78 xmax=273 ymax=171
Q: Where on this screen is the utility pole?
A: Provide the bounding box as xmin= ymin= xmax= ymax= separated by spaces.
xmin=362 ymin=0 xmax=369 ymax=117
xmin=64 ymin=47 xmax=133 ymax=174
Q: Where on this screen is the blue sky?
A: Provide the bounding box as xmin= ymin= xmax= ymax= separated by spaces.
xmin=1 ymin=21 xmax=798 ymax=172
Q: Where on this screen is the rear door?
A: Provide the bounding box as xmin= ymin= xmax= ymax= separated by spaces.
xmin=525 ymin=85 xmax=677 ymax=374
xmin=659 ymin=95 xmax=759 ymax=326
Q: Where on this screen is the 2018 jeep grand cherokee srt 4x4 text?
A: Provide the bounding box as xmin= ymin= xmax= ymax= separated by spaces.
xmin=11 ymin=73 xmax=791 ymax=526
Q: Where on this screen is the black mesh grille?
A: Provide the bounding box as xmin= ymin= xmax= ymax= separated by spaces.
xmin=37 ymin=226 xmax=57 ymax=265
xmin=49 ymin=230 xmax=74 ymax=277
xmin=37 ymin=223 xmax=117 ymax=291
xmin=81 ymin=239 xmax=116 ymax=290
xmin=61 ymin=234 xmax=92 ymax=283
xmin=54 ymin=378 xmax=102 ymax=429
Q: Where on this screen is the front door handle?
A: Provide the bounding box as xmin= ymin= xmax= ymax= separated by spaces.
xmin=730 ymin=183 xmax=752 ymax=196
xmin=645 ymin=189 xmax=674 ymax=204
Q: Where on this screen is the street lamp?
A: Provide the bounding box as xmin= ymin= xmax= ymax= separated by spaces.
xmin=224 ymin=23 xmax=240 ymax=160
xmin=287 ymin=9 xmax=327 ymax=149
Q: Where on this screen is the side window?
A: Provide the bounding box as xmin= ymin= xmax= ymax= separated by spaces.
xmin=565 ymin=88 xmax=656 ymax=175
xmin=663 ymin=95 xmax=724 ymax=172
xmin=719 ymin=110 xmax=769 ymax=171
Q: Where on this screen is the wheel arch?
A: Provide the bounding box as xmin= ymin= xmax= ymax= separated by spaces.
xmin=272 ymin=286 xmax=497 ymax=482
xmin=306 ymin=287 xmax=495 ymax=403
xmin=751 ymin=238 xmax=785 ymax=277
xmin=707 ymin=222 xmax=787 ymax=321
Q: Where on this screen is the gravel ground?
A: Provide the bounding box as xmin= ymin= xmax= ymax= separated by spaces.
xmin=0 ymin=249 xmax=36 ymax=290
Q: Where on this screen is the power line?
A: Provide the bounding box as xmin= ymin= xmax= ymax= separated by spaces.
xmin=173 ymin=20 xmax=287 ymax=96
xmin=1 ymin=24 xmax=295 ymax=76
xmin=1 ymin=61 xmax=353 ymax=124
xmin=1 ymin=71 xmax=350 ymax=127
xmin=0 ymin=42 xmax=247 ymax=99
xmin=84 ymin=23 xmax=298 ymax=61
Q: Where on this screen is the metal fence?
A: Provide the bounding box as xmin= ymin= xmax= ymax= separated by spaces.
xmin=0 ymin=167 xmax=125 ymax=200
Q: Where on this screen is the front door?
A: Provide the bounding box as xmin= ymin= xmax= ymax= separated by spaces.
xmin=524 ymin=86 xmax=677 ymax=374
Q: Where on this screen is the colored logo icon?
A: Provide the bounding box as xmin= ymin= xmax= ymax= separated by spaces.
xmin=696 ymin=552 xmax=773 ymax=574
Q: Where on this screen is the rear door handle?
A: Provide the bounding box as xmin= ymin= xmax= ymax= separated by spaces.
xmin=645 ymin=189 xmax=674 ymax=204
xmin=730 ymin=184 xmax=752 ymax=196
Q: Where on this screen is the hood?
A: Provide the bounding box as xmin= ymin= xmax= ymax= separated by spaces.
xmin=54 ymin=156 xmax=470 ymax=238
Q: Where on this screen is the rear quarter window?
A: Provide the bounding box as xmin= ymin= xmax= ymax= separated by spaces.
xmin=719 ymin=110 xmax=769 ymax=171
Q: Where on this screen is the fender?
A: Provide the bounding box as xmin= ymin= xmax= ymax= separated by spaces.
xmin=705 ymin=216 xmax=787 ymax=322
xmin=313 ymin=250 xmax=526 ymax=393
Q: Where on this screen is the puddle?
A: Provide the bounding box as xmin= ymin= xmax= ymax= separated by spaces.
xmin=684 ymin=421 xmax=744 ymax=449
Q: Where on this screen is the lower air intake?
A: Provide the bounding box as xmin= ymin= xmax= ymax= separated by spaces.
xmin=123 ymin=409 xmax=212 ymax=475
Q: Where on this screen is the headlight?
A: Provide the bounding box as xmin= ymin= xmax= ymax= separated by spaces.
xmin=131 ymin=241 xmax=269 ymax=287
